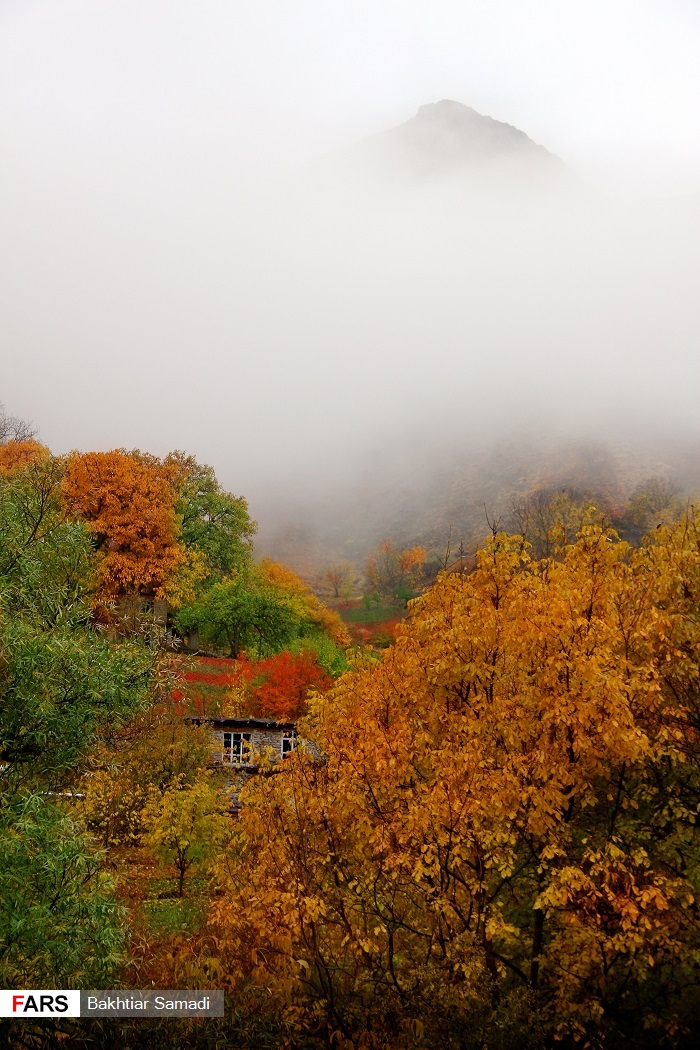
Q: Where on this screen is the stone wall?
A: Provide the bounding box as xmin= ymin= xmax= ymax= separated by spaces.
xmin=209 ymin=727 xmax=296 ymax=766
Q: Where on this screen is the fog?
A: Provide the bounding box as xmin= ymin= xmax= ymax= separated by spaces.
xmin=2 ymin=2 xmax=700 ymax=563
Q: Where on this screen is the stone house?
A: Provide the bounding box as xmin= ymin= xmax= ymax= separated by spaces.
xmin=189 ymin=716 xmax=302 ymax=814
xmin=197 ymin=716 xmax=299 ymax=768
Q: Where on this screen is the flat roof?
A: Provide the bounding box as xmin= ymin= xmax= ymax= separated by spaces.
xmin=188 ymin=716 xmax=297 ymax=731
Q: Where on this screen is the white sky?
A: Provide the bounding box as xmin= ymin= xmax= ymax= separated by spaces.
xmin=2 ymin=0 xmax=700 ymax=524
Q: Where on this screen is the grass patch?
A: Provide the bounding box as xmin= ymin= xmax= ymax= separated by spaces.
xmin=142 ymin=896 xmax=206 ymax=936
xmin=140 ymin=875 xmax=209 ymax=936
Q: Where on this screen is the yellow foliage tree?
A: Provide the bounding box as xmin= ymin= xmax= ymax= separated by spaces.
xmin=159 ymin=545 xmax=209 ymax=610
xmin=208 ymin=519 xmax=700 ymax=1046
xmin=78 ymin=707 xmax=213 ymax=848
xmin=142 ymin=774 xmax=230 ymax=897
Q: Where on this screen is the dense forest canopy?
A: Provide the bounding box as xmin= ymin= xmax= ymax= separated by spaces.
xmin=2 ymin=406 xmax=700 ymax=1047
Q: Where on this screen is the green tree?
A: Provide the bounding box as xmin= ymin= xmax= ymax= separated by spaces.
xmin=175 ymin=569 xmax=300 ymax=658
xmin=0 ymin=457 xmax=157 ymax=988
xmin=0 ymin=794 xmax=124 ymax=987
xmin=167 ymin=452 xmax=257 ymax=585
xmin=1 ymin=459 xmax=154 ymax=786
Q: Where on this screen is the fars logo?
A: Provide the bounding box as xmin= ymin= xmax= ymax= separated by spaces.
xmin=0 ymin=991 xmax=81 ymax=1018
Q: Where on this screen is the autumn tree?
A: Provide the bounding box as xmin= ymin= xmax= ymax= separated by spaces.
xmin=365 ymin=537 xmax=426 ymax=603
xmin=245 ymin=650 xmax=332 ymax=722
xmin=0 ymin=438 xmax=51 ymax=475
xmin=142 ymin=773 xmax=230 ymax=897
xmin=62 ymin=449 xmax=187 ymax=602
xmin=320 ymin=560 xmax=357 ymax=600
xmin=209 ymin=519 xmax=700 ymax=1047
xmin=508 ymin=487 xmax=608 ymax=560
xmin=0 ymin=402 xmax=36 ymax=445
xmin=618 ymin=475 xmax=686 ymax=545
xmin=79 ymin=706 xmax=213 ymax=849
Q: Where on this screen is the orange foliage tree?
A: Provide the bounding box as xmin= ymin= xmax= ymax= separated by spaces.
xmin=222 ymin=651 xmax=333 ymax=722
xmin=209 ymin=519 xmax=700 ymax=1046
xmin=0 ymin=439 xmax=51 ymax=476
xmin=62 ymin=449 xmax=185 ymax=601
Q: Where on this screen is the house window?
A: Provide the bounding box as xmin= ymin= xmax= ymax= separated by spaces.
xmin=281 ymin=733 xmax=296 ymax=758
xmin=223 ymin=732 xmax=252 ymax=765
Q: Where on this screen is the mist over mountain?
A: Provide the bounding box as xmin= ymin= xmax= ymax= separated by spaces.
xmin=380 ymin=98 xmax=559 ymax=164
xmin=250 ymin=102 xmax=700 ymax=571
xmin=318 ymin=99 xmax=567 ymax=190
xmin=3 ymin=95 xmax=699 ymax=574
xmin=256 ymin=422 xmax=700 ymax=573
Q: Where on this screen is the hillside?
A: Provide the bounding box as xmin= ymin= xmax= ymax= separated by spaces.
xmin=256 ymin=425 xmax=700 ymax=572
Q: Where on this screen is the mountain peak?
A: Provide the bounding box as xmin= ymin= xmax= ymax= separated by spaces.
xmin=332 ymin=100 xmax=566 ymax=188
xmin=415 ymin=99 xmax=481 ymax=119
xmin=315 ymin=100 xmax=566 ymax=195
xmin=398 ymin=99 xmax=555 ymax=161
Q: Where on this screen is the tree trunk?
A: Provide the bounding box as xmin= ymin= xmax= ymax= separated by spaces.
xmin=530 ymin=907 xmax=544 ymax=987
xmin=226 ymin=623 xmax=241 ymax=659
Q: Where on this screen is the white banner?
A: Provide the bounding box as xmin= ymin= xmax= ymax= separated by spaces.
xmin=0 ymin=990 xmax=81 ymax=1018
